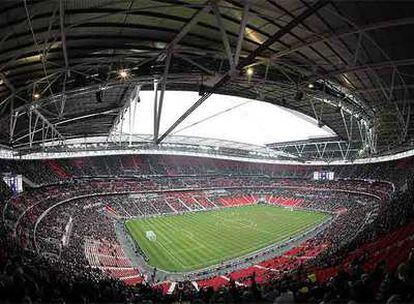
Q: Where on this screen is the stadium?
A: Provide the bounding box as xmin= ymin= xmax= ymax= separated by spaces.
xmin=0 ymin=1 xmax=414 ymax=303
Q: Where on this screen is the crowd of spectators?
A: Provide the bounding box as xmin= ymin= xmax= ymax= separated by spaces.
xmin=1 ymin=220 xmax=413 ymax=303
xmin=0 ymin=153 xmax=412 ymax=187
xmin=0 ymin=154 xmax=413 ymax=303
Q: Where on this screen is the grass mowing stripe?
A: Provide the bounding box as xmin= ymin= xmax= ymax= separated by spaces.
xmin=142 ymin=205 xmax=320 ymax=270
xmin=149 ymin=214 xmax=208 ymax=269
xmin=155 ymin=215 xmax=205 ymax=266
xmin=125 ymin=204 xmax=328 ymax=272
xmin=189 ymin=207 xmax=318 ymax=268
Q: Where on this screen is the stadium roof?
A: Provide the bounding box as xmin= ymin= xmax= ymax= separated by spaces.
xmin=0 ymin=0 xmax=413 ymax=161
xmin=113 ymin=91 xmax=336 ymax=146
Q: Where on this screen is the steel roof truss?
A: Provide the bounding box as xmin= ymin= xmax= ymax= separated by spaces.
xmin=153 ymin=51 xmax=172 ymax=142
xmin=234 ymin=0 xmax=250 ymax=66
xmin=212 ymin=1 xmax=235 ymax=71
xmin=176 ymin=54 xmax=215 ymax=75
xmin=59 ymin=0 xmax=70 ymax=79
xmin=157 ymin=1 xmax=328 ymax=144
xmin=13 ymin=107 xmax=64 ymax=147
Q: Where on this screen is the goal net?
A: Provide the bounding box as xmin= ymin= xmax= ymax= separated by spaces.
xmin=145 ymin=230 xmax=157 ymax=241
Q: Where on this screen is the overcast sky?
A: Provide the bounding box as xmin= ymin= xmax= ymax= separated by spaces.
xmin=118 ymin=91 xmax=335 ymax=146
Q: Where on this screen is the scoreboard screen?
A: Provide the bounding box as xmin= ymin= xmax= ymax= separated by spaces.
xmin=313 ymin=171 xmax=334 ymax=181
xmin=2 ymin=173 xmax=23 ymax=195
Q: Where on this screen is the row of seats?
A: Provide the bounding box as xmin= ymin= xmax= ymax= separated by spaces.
xmin=0 ymin=153 xmax=410 ymax=187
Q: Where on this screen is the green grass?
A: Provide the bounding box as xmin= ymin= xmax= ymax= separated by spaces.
xmin=125 ymin=204 xmax=328 ymax=272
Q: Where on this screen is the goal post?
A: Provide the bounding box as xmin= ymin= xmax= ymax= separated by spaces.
xmin=145 ymin=230 xmax=157 ymax=241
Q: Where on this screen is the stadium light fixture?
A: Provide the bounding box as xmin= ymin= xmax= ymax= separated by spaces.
xmin=119 ymin=69 xmax=128 ymax=79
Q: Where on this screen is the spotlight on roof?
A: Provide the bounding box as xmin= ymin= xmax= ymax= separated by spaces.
xmin=308 ymin=83 xmax=314 ymax=89
xmin=246 ymin=67 xmax=254 ymax=76
xmin=33 ymin=93 xmax=40 ymax=99
xmin=119 ymin=69 xmax=128 ymax=79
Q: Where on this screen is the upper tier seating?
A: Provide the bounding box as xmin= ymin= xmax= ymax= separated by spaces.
xmin=0 ymin=153 xmax=409 ymax=187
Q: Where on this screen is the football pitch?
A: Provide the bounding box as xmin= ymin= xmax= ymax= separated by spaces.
xmin=125 ymin=204 xmax=328 ymax=272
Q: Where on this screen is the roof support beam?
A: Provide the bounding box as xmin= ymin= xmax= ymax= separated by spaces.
xmin=340 ymin=108 xmax=351 ymax=141
xmin=165 ymin=3 xmax=211 ymax=51
xmin=13 ymin=108 xmax=119 ymax=146
xmin=56 ymin=108 xmax=119 ymax=126
xmin=58 ymin=73 xmax=67 ymax=117
xmin=241 ymin=0 xmax=330 ymax=67
xmin=9 ymin=99 xmax=17 ymax=143
xmin=175 ymin=54 xmax=215 ymax=75
xmin=153 ymin=79 xmax=159 ymax=143
xmin=12 ymin=107 xmax=65 ymax=146
xmin=156 ymin=0 xmax=329 ymax=144
xmin=32 ymin=108 xmax=64 ymax=142
xmin=58 ymin=0 xmax=69 ymax=118
xmin=154 ymin=52 xmax=172 ymax=142
xmin=0 ymin=74 xmax=16 ymax=139
xmin=156 ymin=92 xmax=214 ymax=144
xmin=309 ymin=98 xmax=321 ymax=124
xmin=212 ymin=1 xmax=235 ymax=71
xmin=267 ymin=139 xmax=360 ymax=161
xmin=234 ymin=0 xmax=250 ymax=66
xmin=59 ymin=0 xmax=70 ymax=77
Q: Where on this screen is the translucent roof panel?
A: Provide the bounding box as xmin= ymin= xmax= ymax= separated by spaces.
xmin=117 ymin=91 xmax=336 ymax=146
